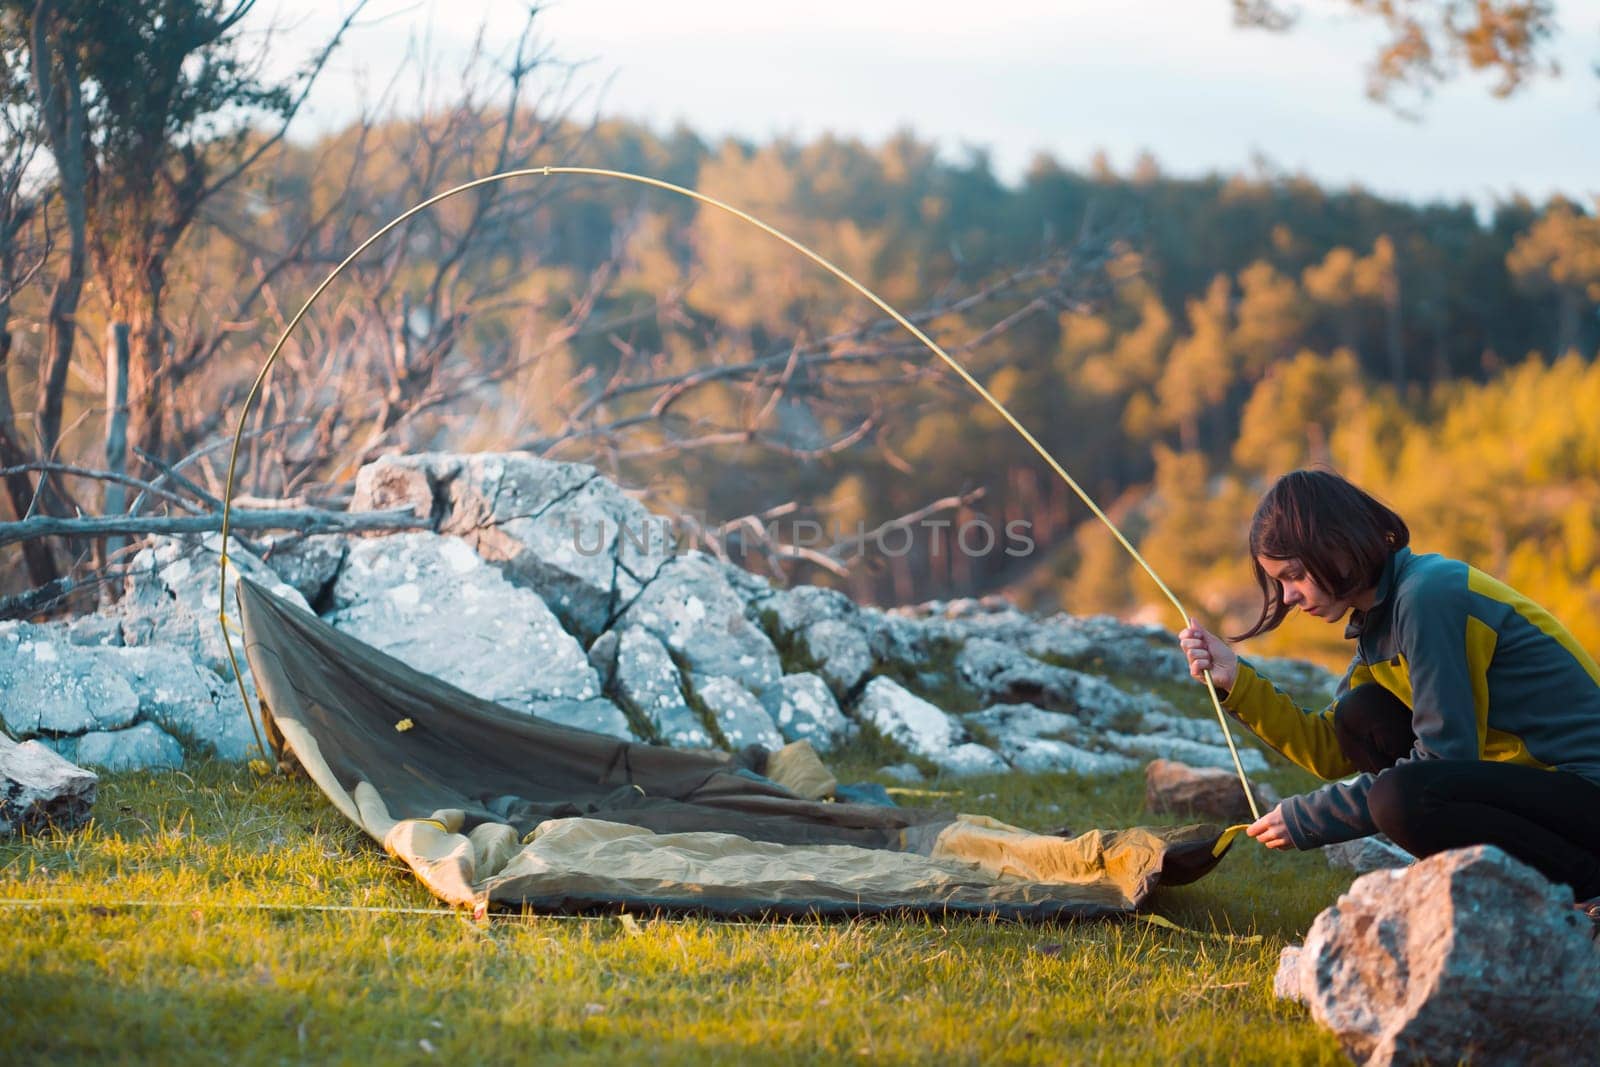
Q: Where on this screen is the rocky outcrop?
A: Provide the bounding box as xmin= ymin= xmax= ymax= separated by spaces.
xmin=1 ymin=735 xmax=97 ymax=837
xmin=0 ymin=451 xmax=1336 ymax=781
xmin=1275 ymin=846 xmax=1600 ymax=1065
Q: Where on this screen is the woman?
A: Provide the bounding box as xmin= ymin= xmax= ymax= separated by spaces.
xmin=1178 ymin=469 xmax=1600 ymax=920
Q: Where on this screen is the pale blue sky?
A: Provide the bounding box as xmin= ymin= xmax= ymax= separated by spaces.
xmin=266 ymin=0 xmax=1600 ymax=209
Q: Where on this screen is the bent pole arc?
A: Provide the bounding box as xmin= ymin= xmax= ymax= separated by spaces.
xmin=214 ymin=165 xmax=1262 ymax=822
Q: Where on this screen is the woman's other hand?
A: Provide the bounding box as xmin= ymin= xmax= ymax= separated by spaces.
xmin=1178 ymin=616 xmax=1238 ymax=692
xmin=1246 ymin=804 xmax=1295 ymax=850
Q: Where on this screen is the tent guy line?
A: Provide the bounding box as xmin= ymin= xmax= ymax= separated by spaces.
xmin=213 ymin=165 xmax=1261 ymax=824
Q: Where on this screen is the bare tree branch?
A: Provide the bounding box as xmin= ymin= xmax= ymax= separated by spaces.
xmin=0 ymin=506 xmax=427 ymax=548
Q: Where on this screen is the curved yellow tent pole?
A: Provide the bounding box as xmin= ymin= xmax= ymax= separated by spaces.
xmin=215 ymin=166 xmax=1260 ymax=820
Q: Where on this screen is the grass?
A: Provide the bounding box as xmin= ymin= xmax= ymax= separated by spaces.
xmin=0 ymin=727 xmax=1356 ymax=1066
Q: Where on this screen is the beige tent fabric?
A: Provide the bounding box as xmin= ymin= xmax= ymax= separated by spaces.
xmin=368 ymin=807 xmax=1216 ymax=917
xmin=238 ymin=578 xmax=1234 ymax=920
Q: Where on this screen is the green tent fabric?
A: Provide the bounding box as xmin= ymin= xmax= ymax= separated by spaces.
xmin=238 ymin=577 xmax=1235 ymax=920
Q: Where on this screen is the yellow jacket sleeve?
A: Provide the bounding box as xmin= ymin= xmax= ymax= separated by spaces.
xmin=1221 ymin=656 xmax=1369 ymax=780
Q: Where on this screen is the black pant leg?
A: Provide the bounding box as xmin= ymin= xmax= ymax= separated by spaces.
xmin=1333 ymin=683 xmax=1415 ymax=774
xmin=1367 ymin=759 xmax=1600 ymax=900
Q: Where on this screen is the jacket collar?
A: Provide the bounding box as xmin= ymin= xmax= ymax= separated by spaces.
xmin=1344 ymin=546 xmax=1409 ymax=639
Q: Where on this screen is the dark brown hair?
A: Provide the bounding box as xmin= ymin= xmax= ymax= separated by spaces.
xmin=1234 ymin=469 xmax=1409 ymax=641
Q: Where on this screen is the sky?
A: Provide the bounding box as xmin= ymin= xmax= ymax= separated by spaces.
xmin=262 ymin=0 xmax=1600 ymax=210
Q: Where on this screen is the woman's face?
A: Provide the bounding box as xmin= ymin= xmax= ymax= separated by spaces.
xmin=1258 ymin=556 xmax=1355 ymax=624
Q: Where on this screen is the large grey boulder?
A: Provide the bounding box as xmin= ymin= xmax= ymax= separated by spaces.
xmin=964 ymin=704 xmax=1137 ymax=775
xmin=0 ymin=735 xmax=97 ymax=836
xmin=0 ymin=623 xmax=254 ymax=763
xmin=759 ymin=672 xmax=853 ymax=751
xmin=590 ymin=627 xmax=712 ymax=747
xmin=0 ymin=624 xmax=141 ymax=738
xmin=855 ymin=677 xmax=1006 ymax=777
xmin=690 ymin=675 xmax=784 ymax=751
xmin=1276 ymin=846 xmax=1600 ymax=1065
xmin=350 ymin=453 xmax=674 ymax=642
xmin=118 ymin=534 xmax=310 ymax=678
xmin=327 ymin=533 xmax=602 ymax=712
xmin=617 ymin=553 xmax=782 ymax=693
xmin=70 ymin=722 xmax=185 ymax=773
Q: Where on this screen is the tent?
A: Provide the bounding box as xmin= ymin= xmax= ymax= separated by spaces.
xmin=238 ymin=577 xmax=1236 ymax=921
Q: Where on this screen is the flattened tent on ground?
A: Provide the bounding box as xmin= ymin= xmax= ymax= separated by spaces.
xmin=238 ymin=578 xmax=1235 ymax=920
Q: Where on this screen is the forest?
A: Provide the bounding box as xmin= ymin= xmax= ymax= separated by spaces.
xmin=2 ymin=3 xmax=1598 ymax=668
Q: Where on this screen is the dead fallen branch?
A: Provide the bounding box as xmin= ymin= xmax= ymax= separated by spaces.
xmin=0 ymin=507 xmax=428 ymax=549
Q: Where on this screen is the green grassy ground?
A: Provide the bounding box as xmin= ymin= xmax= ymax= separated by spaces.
xmin=1 ymin=719 xmax=1354 ymax=1065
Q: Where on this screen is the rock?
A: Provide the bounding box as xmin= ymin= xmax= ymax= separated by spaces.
xmin=1100 ymin=730 xmax=1269 ymax=773
xmin=855 ymin=677 xmax=1006 ymax=776
xmin=118 ymin=534 xmax=311 ymax=678
xmin=258 ymin=534 xmax=348 ymax=606
xmin=758 ymin=672 xmax=853 ymax=751
xmin=954 ymin=638 xmax=1149 ymax=729
xmin=327 ymin=533 xmax=602 ymax=713
xmin=1279 ymin=845 xmax=1600 ymax=1065
xmin=1324 ymin=835 xmax=1415 ymax=873
xmin=965 ymin=704 xmax=1138 ymax=775
xmin=691 ymin=675 xmax=784 ymax=751
xmin=598 ymin=627 xmax=711 ymax=747
xmin=1274 ymin=945 xmax=1305 ymax=1004
xmin=0 ymin=623 xmax=255 ymax=763
xmin=0 ymin=735 xmax=97 ymax=837
xmin=107 ymin=645 xmax=252 ymax=760
xmin=1144 ymin=758 xmax=1279 ymax=822
xmin=351 ymin=453 xmax=674 ymax=642
xmin=527 ymin=698 xmax=635 ymax=741
xmin=795 ymin=619 xmax=874 ymax=699
xmin=74 ymin=722 xmax=185 ymax=773
xmin=751 ymin=584 xmax=858 ymax=638
xmin=617 ymin=553 xmax=782 ymax=693
xmin=0 ymin=624 xmax=141 ymax=738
